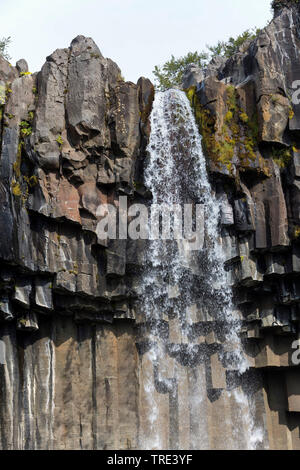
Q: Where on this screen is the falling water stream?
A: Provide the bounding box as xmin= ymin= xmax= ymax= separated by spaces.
xmin=137 ymin=89 xmax=264 ymax=450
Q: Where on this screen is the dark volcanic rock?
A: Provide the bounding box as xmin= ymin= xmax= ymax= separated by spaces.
xmin=0 ymin=36 xmax=154 ymax=326
xmin=182 ymin=1 xmax=300 ymax=450
xmin=1 ymin=3 xmax=300 ymax=449
xmin=16 ymin=59 xmax=28 ymax=75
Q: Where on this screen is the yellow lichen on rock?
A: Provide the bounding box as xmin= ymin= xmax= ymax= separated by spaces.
xmin=185 ymin=84 xmax=263 ymax=175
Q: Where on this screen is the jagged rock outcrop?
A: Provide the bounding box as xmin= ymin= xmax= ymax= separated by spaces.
xmin=1 ymin=2 xmax=300 ymax=450
xmin=0 ymin=35 xmax=154 ymax=322
xmin=0 ymin=35 xmax=155 ymax=450
xmin=184 ymin=0 xmax=300 ymax=448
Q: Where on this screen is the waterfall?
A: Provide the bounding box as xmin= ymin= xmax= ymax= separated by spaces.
xmin=137 ymin=89 xmax=264 ymax=450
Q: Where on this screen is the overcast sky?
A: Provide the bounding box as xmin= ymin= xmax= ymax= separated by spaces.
xmin=1 ymin=0 xmax=272 ymax=83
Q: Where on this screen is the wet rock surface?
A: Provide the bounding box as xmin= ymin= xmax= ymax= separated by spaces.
xmin=184 ymin=1 xmax=300 ymax=448
xmin=0 ymin=33 xmax=159 ymax=450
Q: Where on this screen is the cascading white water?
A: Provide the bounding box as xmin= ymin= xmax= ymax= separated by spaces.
xmin=137 ymin=89 xmax=263 ymax=450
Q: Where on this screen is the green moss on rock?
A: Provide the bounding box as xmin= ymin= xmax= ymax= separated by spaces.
xmin=272 ymin=146 xmax=292 ymax=168
xmin=185 ymin=85 xmax=263 ymax=175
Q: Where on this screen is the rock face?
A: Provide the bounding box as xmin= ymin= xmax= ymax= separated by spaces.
xmin=0 ymin=35 xmax=154 ymax=450
xmin=185 ymin=1 xmax=300 ymax=449
xmin=1 ymin=3 xmax=300 ymax=450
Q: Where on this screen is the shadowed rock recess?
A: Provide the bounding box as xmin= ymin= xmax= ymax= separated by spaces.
xmin=1 ymin=2 xmax=300 ymax=450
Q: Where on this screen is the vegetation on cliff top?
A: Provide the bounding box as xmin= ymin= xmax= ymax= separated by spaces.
xmin=0 ymin=37 xmax=11 ymax=61
xmin=153 ymin=0 xmax=298 ymax=90
xmin=153 ymin=28 xmax=261 ymax=90
xmin=153 ymin=51 xmax=209 ymax=91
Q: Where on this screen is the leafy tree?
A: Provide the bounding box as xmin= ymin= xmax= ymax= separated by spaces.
xmin=223 ymin=28 xmax=261 ymax=57
xmin=153 ymin=28 xmax=261 ymax=90
xmin=153 ymin=51 xmax=209 ymax=91
xmin=207 ymin=28 xmax=261 ymax=58
xmin=0 ymin=37 xmax=11 ymax=60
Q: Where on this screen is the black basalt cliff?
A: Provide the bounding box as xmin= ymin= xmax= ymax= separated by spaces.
xmin=1 ymin=3 xmax=300 ymax=450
